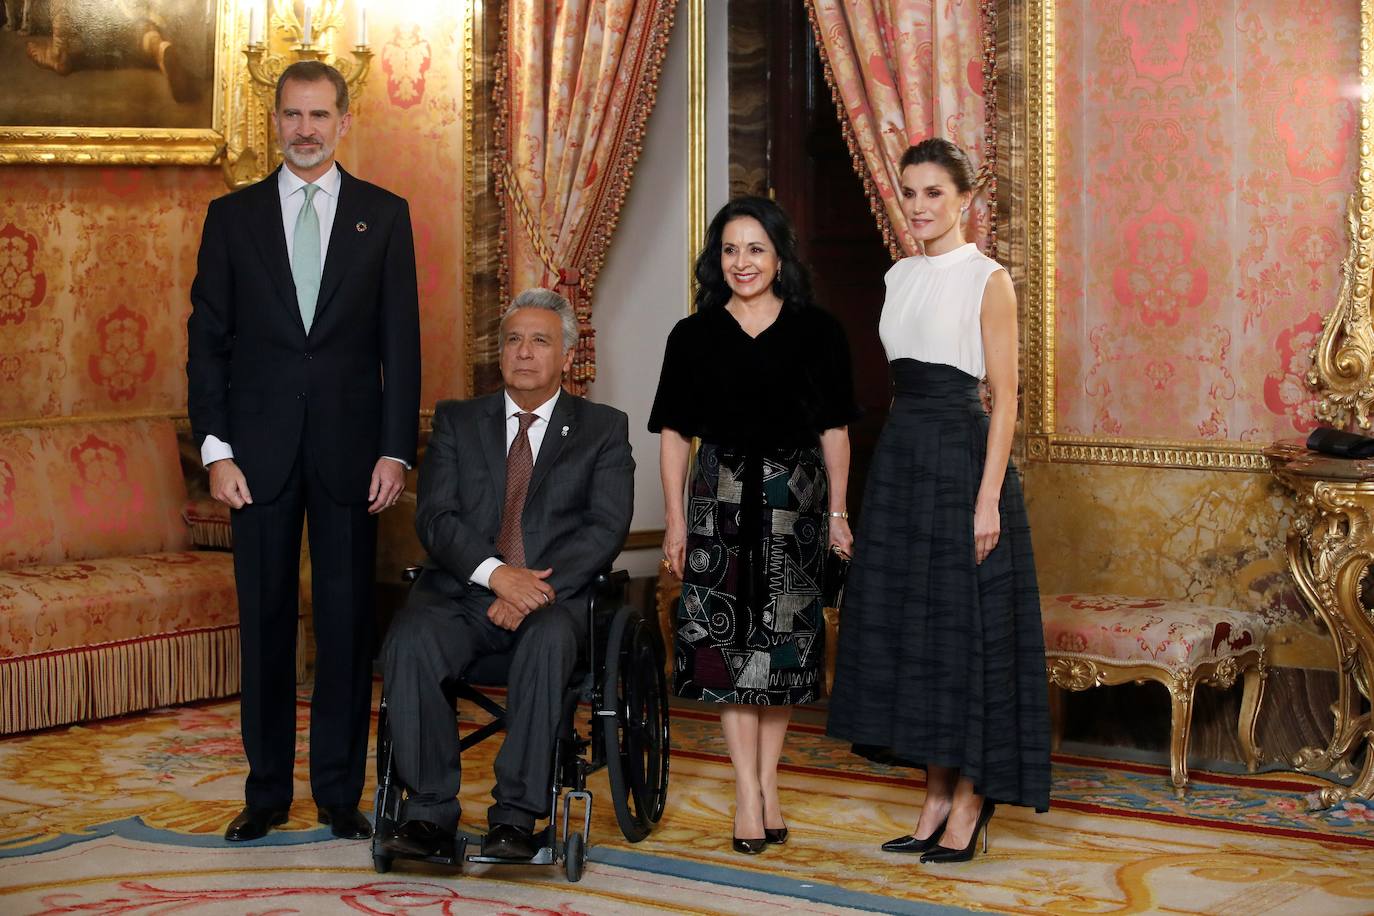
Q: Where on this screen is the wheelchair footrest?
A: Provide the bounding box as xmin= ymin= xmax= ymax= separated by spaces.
xmin=467 ymin=847 xmax=556 ymax=866
xmin=373 ymin=831 xmax=467 ymax=870
xmin=466 ymin=825 xmax=557 ymax=866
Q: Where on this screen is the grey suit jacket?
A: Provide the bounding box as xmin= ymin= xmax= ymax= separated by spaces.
xmin=412 ymin=390 xmax=635 ymax=610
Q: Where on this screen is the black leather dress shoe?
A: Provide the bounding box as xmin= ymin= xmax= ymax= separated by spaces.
xmin=481 ymin=823 xmax=538 ymax=860
xmin=317 ymin=805 xmax=373 ymax=840
xmin=224 ymin=806 xmax=289 ymax=842
xmin=384 ymin=819 xmax=455 ymax=859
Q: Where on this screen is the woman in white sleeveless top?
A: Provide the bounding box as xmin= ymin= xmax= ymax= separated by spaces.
xmin=827 ymin=139 xmax=1050 ymax=863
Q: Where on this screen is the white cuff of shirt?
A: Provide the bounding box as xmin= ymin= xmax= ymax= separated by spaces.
xmin=201 ymin=435 xmax=234 ymax=468
xmin=201 ymin=439 xmax=411 ymax=472
xmin=470 ymin=557 xmax=505 ymax=590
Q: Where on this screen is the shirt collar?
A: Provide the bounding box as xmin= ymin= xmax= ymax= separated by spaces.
xmin=503 ymin=389 xmax=561 ymax=424
xmin=278 ymin=162 xmax=341 ymax=200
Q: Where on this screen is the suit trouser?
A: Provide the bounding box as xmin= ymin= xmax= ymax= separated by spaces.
xmin=230 ymin=441 xmax=376 ymax=810
xmin=380 ymin=589 xmax=586 ymax=832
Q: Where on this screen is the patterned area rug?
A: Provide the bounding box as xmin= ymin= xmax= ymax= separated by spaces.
xmin=2 ymin=686 xmax=1372 ymax=914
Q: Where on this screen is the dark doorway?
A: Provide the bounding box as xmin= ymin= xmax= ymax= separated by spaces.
xmin=730 ymin=0 xmax=893 ymax=520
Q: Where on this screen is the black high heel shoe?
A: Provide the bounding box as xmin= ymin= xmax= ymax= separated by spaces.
xmin=764 ymin=826 xmax=788 ymax=845
xmin=881 ymin=815 xmax=948 ymax=853
xmin=733 ymin=836 xmax=768 ymax=854
xmin=920 ymin=800 xmax=994 ymax=863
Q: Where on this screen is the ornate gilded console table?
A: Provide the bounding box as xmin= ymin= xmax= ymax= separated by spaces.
xmin=1265 ymin=439 xmax=1374 ymax=807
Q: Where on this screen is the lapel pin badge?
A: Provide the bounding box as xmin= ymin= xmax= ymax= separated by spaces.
xmin=355 ymin=221 xmax=368 ymax=232
xmin=561 ymin=425 xmax=569 ymax=437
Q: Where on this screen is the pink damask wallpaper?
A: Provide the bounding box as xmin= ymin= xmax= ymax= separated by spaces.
xmin=0 ymin=7 xmax=466 ymax=424
xmin=1054 ymin=0 xmax=1357 ymax=441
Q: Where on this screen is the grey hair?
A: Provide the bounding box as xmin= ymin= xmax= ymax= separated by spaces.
xmin=502 ymin=287 xmax=578 ymax=351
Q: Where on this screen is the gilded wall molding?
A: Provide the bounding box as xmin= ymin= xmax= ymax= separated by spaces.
xmin=1021 ymin=0 xmax=1373 ymax=471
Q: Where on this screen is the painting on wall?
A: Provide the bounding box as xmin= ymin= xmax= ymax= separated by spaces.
xmin=0 ymin=0 xmax=231 ymax=164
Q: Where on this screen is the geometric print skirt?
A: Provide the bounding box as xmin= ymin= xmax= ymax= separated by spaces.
xmin=673 ymin=440 xmax=830 ymax=706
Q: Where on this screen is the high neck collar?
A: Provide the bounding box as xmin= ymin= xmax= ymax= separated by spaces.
xmin=921 ymin=241 xmax=978 ymax=266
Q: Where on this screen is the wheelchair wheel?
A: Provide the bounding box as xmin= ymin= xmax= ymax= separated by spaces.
xmin=602 ymin=606 xmax=670 ymax=842
xmin=563 ymin=831 xmax=586 ymax=882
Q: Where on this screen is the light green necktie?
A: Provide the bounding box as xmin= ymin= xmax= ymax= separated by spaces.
xmin=292 ymin=183 xmax=321 ymax=332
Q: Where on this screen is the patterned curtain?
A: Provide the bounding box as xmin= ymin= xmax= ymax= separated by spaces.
xmin=493 ymin=0 xmax=680 ymax=394
xmin=806 ymin=0 xmax=996 ymax=259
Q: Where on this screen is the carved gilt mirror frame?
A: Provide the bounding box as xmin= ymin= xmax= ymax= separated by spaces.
xmin=1020 ymin=0 xmax=1374 ymax=471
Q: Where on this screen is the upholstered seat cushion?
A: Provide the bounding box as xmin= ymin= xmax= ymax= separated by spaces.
xmin=0 ymin=552 xmax=236 ymax=659
xmin=1041 ymin=593 xmax=1268 ymax=673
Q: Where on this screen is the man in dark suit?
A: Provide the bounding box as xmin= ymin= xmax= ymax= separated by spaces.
xmin=380 ymin=288 xmax=633 ymax=861
xmin=186 ymin=61 xmax=420 ymax=842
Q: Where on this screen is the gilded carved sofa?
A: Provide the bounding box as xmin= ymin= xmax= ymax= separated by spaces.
xmin=0 ymin=417 xmax=244 ymax=734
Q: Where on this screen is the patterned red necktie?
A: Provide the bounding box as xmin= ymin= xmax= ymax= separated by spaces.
xmin=495 ymin=412 xmax=538 ymax=568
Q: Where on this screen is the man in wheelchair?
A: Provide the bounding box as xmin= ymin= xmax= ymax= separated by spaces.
xmin=379 ymin=288 xmax=634 ymax=862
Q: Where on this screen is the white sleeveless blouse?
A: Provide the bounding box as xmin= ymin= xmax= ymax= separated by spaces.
xmin=878 ymin=242 xmax=1006 ymax=379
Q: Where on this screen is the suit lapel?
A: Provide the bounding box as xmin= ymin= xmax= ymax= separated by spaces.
xmin=247 ymin=169 xmax=305 ymax=335
xmin=478 ymin=394 xmax=507 ymax=502
xmin=527 ymin=390 xmax=575 ymax=503
xmin=313 ymin=166 xmax=366 ymax=329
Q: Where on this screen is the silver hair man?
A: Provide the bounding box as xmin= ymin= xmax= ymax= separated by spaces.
xmin=502 ymin=287 xmax=578 ymax=352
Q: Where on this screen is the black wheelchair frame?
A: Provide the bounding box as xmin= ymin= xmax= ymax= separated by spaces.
xmin=371 ymin=569 xmax=670 ymax=882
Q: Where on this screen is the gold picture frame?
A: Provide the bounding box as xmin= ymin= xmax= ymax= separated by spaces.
xmin=1020 ymin=0 xmax=1374 ymax=471
xmin=0 ymin=0 xmax=242 ymax=166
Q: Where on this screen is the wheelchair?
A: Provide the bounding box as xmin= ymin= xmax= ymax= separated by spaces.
xmin=371 ymin=569 xmax=670 ymax=882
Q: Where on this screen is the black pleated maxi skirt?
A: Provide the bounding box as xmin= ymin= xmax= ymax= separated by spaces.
xmin=827 ymin=359 xmax=1051 ymax=811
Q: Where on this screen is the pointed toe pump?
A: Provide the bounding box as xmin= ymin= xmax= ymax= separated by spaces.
xmin=733 ymin=835 xmax=768 ymax=854
xmin=764 ymin=826 xmax=789 ymax=845
xmin=881 ymin=816 xmax=948 ymax=854
xmin=920 ymin=801 xmax=995 ymax=864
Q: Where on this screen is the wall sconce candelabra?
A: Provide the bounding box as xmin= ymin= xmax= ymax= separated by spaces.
xmin=221 ymin=1 xmax=373 ymax=189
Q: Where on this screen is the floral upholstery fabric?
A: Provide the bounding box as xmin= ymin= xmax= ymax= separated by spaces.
xmin=1041 ymin=593 xmax=1268 ymax=673
xmin=0 ymin=419 xmax=191 ymax=570
xmin=0 ymin=552 xmax=236 ymax=659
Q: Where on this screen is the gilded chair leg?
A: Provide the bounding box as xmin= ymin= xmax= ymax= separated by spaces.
xmin=1048 ymin=682 xmax=1065 ymax=752
xmin=1237 ymin=660 xmax=1267 ymax=773
xmin=1167 ymin=678 xmax=1197 ymax=798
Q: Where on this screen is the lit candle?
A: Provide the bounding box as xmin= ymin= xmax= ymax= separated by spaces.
xmin=358 ymin=2 xmax=368 ymax=46
xmin=301 ymin=0 xmax=313 ymax=45
xmin=248 ymin=4 xmax=263 ymax=45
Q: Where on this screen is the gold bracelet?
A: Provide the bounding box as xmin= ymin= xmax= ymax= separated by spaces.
xmin=828 ymin=511 xmax=849 ymax=519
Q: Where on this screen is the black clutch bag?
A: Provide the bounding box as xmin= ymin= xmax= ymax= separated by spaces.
xmin=823 ymin=547 xmax=850 ymax=610
xmin=1306 ymin=427 xmax=1374 ymax=459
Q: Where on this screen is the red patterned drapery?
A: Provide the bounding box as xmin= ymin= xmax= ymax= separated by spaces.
xmin=493 ymin=0 xmax=680 ymax=394
xmin=806 ymin=0 xmax=996 ymax=259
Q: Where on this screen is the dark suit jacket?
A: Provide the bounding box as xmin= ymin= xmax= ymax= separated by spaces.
xmin=186 ymin=165 xmax=421 ymax=505
xmin=413 ymin=391 xmax=635 ymax=610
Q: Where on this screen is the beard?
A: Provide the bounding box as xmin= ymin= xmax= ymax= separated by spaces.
xmin=281 ymin=137 xmax=334 ymax=170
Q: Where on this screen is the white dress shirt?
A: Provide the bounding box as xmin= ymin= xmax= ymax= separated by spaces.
xmin=469 ymin=389 xmax=562 ymax=588
xmin=201 ymin=164 xmax=406 ymax=471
